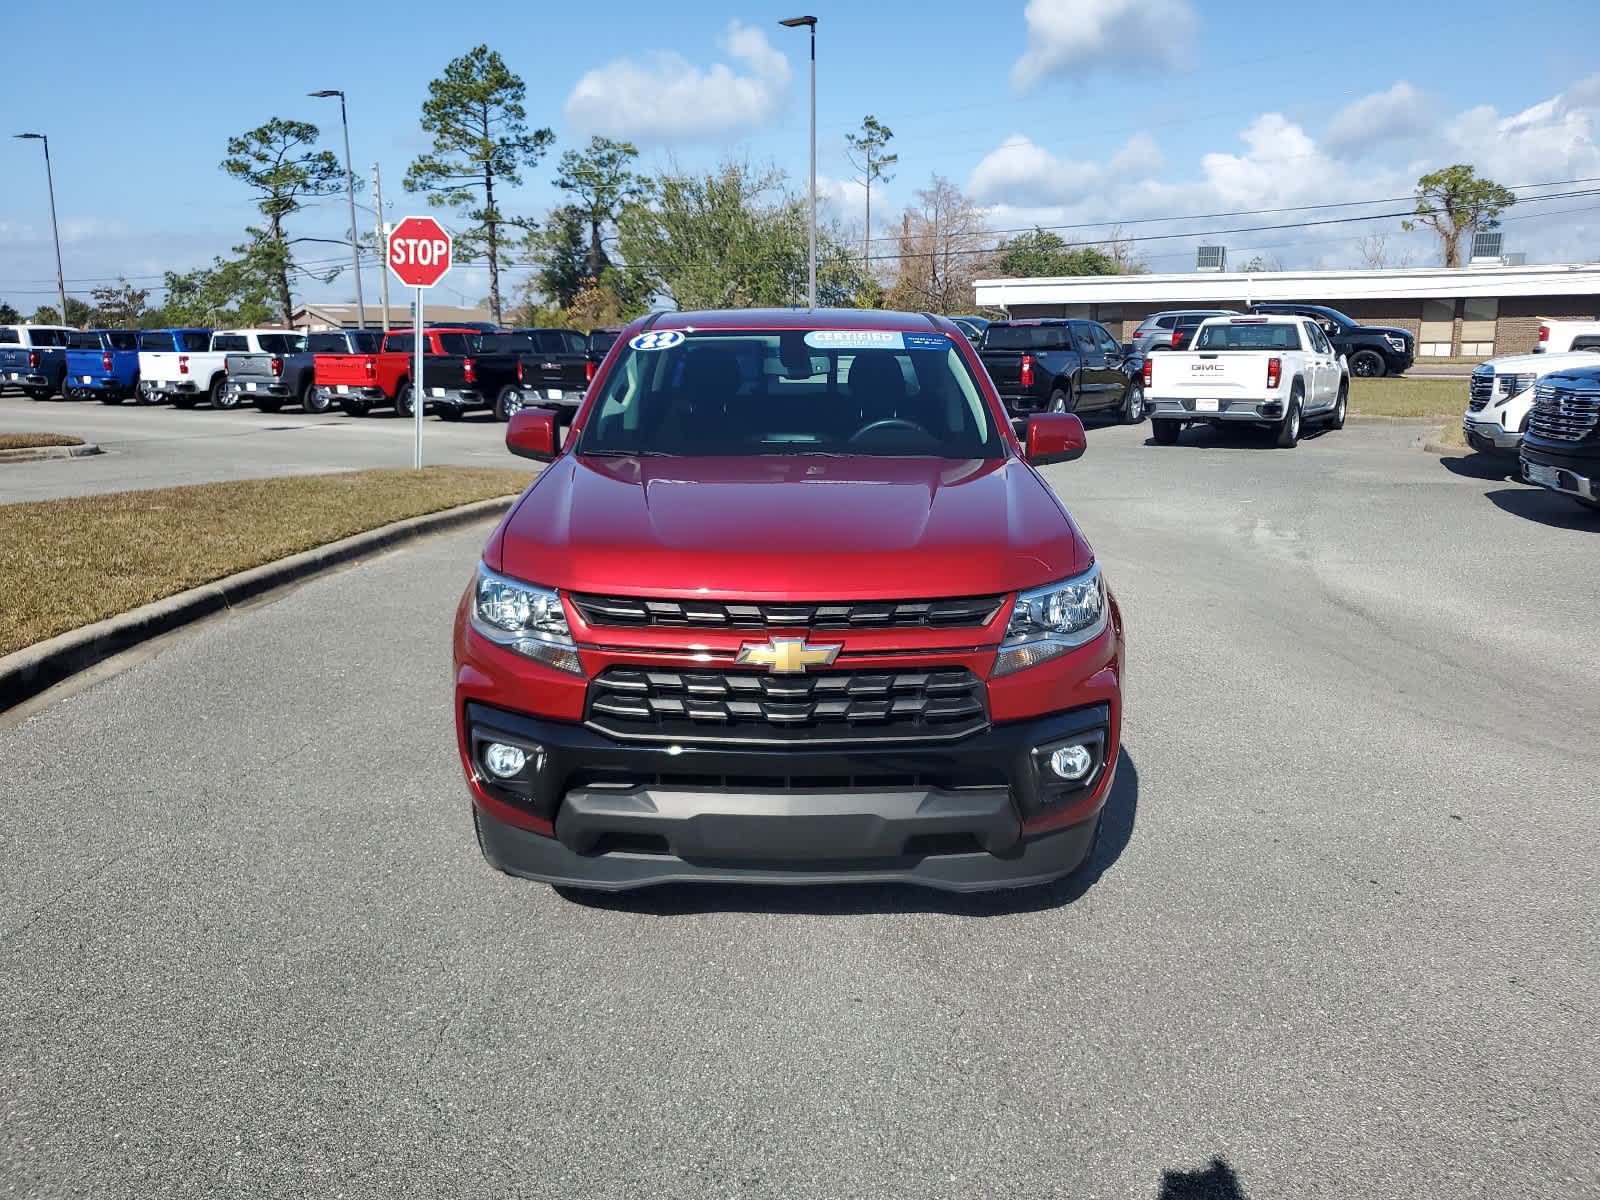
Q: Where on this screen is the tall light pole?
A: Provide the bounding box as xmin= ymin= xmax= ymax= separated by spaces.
xmin=309 ymin=90 xmax=367 ymax=329
xmin=14 ymin=133 xmax=68 ymax=324
xmin=779 ymin=16 xmax=817 ymax=309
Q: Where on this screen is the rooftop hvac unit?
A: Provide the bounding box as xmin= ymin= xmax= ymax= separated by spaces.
xmin=1196 ymin=245 xmax=1227 ymax=272
xmin=1468 ymin=230 xmax=1505 ymax=266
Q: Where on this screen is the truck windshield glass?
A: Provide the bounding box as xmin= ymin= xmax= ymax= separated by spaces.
xmin=106 ymin=332 xmax=138 ymax=350
xmin=1194 ymin=323 xmax=1304 ymax=350
xmin=180 ymin=332 xmax=211 ymax=351
xmin=579 ymin=330 xmax=1001 ymax=459
xmin=984 ymin=324 xmax=1072 ymax=351
xmin=67 ymin=333 xmax=103 ymax=349
xmin=258 ymin=334 xmax=306 ymax=354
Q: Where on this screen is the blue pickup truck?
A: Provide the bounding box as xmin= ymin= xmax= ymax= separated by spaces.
xmin=0 ymin=324 xmax=74 ymax=399
xmin=64 ymin=329 xmax=143 ymax=403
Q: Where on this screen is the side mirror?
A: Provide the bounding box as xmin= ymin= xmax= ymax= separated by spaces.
xmin=1024 ymin=413 xmax=1086 ymax=466
xmin=506 ymin=407 xmax=560 ymax=462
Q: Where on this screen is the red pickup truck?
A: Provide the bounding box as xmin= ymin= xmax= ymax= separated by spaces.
xmin=453 ymin=310 xmax=1125 ymax=897
xmin=314 ymin=326 xmax=483 ymax=417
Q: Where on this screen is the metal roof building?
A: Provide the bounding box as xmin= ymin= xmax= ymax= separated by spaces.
xmin=974 ymin=262 xmax=1600 ymax=358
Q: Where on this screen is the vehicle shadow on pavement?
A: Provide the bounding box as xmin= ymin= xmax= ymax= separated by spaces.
xmin=1483 ymin=487 xmax=1600 ymax=530
xmin=560 ymin=750 xmax=1140 ymax=918
xmin=1437 ymin=452 xmax=1520 ymax=483
xmin=1143 ymin=424 xmax=1332 ymax=450
xmin=1158 ymin=1156 xmax=1247 ymax=1199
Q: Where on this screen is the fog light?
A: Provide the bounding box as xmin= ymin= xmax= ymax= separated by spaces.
xmin=484 ymin=742 xmax=528 ymax=778
xmin=1049 ymin=744 xmax=1093 ymax=782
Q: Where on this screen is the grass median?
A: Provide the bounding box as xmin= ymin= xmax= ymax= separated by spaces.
xmin=1347 ymin=376 xmax=1463 ymax=419
xmin=0 ymin=432 xmax=85 ymax=452
xmin=0 ymin=467 xmax=532 ymax=658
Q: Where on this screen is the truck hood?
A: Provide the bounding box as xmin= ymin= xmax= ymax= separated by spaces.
xmin=496 ymin=454 xmax=1091 ymax=598
xmin=1358 ymin=325 xmax=1412 ymax=341
xmin=1483 ymin=350 xmax=1598 ymax=373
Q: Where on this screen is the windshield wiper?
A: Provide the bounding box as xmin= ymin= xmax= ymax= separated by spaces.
xmin=580 ymin=448 xmax=676 ymax=457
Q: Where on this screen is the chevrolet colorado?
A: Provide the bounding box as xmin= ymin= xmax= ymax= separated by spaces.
xmin=454 ymin=310 xmax=1125 ymax=894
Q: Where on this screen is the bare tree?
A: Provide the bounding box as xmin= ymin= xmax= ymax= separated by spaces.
xmin=1101 ymin=225 xmax=1148 ymax=275
xmin=885 ymin=175 xmax=992 ymax=313
xmin=1357 ymin=233 xmax=1413 ymax=270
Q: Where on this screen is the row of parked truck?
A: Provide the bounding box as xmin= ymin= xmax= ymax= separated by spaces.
xmin=0 ymin=323 xmax=626 ymax=423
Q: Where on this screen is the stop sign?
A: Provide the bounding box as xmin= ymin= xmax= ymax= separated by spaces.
xmin=387 ymin=216 xmax=453 ymax=289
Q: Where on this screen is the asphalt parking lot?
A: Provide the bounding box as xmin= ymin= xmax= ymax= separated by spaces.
xmin=2 ymin=420 xmax=1596 ymax=1198
xmin=0 ymin=393 xmax=514 ymax=503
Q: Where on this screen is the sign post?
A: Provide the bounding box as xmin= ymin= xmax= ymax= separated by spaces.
xmin=386 ymin=215 xmax=454 ymax=469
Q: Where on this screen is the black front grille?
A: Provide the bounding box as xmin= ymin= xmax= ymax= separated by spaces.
xmin=587 ymin=666 xmax=989 ymax=743
xmin=1468 ymin=370 xmax=1493 ymax=412
xmin=570 ymin=593 xmax=1002 ymax=630
xmin=1529 ymin=383 xmax=1600 ymax=443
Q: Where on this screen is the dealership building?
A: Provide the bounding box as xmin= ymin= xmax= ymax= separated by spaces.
xmin=973 ymin=261 xmax=1600 ymax=358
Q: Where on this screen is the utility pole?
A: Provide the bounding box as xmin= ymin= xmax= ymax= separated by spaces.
xmin=309 ymin=90 xmax=366 ymax=328
xmin=779 ymin=16 xmax=818 ymax=309
xmin=13 ymin=133 xmax=68 ymax=324
xmin=372 ymin=162 xmax=391 ymax=332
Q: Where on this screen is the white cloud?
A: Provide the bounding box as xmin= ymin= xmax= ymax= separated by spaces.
xmin=564 ymin=22 xmax=792 ymax=143
xmin=1325 ymin=82 xmax=1434 ymax=157
xmin=969 ymin=133 xmax=1162 ymax=208
xmin=1011 ymin=0 xmax=1195 ymax=89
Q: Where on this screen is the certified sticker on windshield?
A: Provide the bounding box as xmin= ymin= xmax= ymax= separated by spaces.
xmin=804 ymin=330 xmax=905 ymax=350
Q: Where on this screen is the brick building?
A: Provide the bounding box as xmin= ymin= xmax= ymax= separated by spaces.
xmin=973 ymin=262 xmax=1600 ymax=358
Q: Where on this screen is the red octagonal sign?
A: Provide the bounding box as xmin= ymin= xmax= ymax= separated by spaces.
xmin=387 ymin=216 xmax=453 ymax=289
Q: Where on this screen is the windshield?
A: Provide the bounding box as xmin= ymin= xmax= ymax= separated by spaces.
xmin=578 ymin=329 xmax=1002 ymax=459
xmin=589 ymin=330 xmax=620 ymax=355
xmin=1194 ymin=322 xmax=1304 ymax=350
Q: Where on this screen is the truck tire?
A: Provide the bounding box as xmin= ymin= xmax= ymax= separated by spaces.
xmin=1151 ymin=418 xmax=1181 ymax=445
xmin=302 ymin=382 xmax=330 ymax=414
xmin=494 ymin=386 xmax=523 ymax=422
xmin=209 ymin=376 xmax=233 ymax=409
xmin=1120 ymin=381 xmax=1145 ymax=424
xmin=1350 ymin=349 xmax=1386 ymax=378
xmin=1048 ymin=385 xmax=1073 ymax=414
xmin=1328 ymin=382 xmax=1348 ymax=430
xmin=1275 ymin=389 xmax=1303 ymax=448
xmin=394 ymin=383 xmax=415 ymax=419
xmin=340 ymin=399 xmax=371 ymax=417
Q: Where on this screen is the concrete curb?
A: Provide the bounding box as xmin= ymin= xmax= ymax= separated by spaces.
xmin=0 ymin=442 xmax=102 ymax=463
xmin=1420 ymin=439 xmax=1473 ymax=457
xmin=0 ymin=494 xmax=516 ymax=714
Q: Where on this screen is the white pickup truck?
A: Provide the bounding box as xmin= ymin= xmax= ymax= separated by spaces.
xmin=1144 ymin=314 xmax=1347 ymax=448
xmin=1536 ymin=318 xmax=1600 ymax=354
xmin=140 ymin=328 xmax=297 ymax=409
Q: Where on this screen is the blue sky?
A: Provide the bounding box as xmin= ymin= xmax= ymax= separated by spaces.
xmin=3 ymin=0 xmax=1596 ymax=312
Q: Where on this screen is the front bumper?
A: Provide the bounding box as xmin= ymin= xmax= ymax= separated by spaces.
xmin=1521 ymin=440 xmax=1599 ymax=502
xmin=1463 ymin=415 xmax=1521 ymax=452
xmin=463 ymin=700 xmax=1114 ymax=892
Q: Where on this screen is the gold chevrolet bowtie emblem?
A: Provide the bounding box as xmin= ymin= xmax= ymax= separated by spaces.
xmin=735 ymin=637 xmax=842 ymax=674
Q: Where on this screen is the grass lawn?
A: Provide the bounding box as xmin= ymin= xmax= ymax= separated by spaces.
xmin=0 ymin=432 xmax=85 ymax=451
xmin=1348 ymin=376 xmax=1464 ymax=419
xmin=0 ymin=467 xmax=532 ymax=658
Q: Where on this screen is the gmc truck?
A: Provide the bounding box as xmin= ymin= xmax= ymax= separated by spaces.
xmin=1462 ymin=349 xmax=1600 ymax=454
xmin=0 ymin=324 xmax=73 ymax=399
xmin=1520 ymin=363 xmax=1600 ymax=513
xmin=978 ymin=318 xmax=1145 ymax=422
xmin=454 ymin=310 xmax=1125 ymax=895
xmin=64 ymin=330 xmax=142 ymax=403
xmin=1145 ymin=314 xmax=1347 ymax=448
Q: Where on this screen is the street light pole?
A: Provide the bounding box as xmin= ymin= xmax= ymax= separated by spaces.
xmin=780 ymin=16 xmax=818 ymax=309
xmin=310 ymin=90 xmax=367 ymax=329
xmin=14 ymin=133 xmax=68 ymax=324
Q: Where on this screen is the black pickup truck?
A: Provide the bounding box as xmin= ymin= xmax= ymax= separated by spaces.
xmin=385 ymin=327 xmax=525 ymax=421
xmin=978 ymin=318 xmax=1146 ymax=422
xmin=494 ymin=328 xmax=590 ymax=422
xmin=1248 ymin=303 xmax=1414 ymax=377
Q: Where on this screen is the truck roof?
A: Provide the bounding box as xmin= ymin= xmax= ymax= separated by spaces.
xmin=644 ymin=308 xmax=953 ymax=334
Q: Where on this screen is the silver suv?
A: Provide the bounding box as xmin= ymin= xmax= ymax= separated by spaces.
xmin=1130 ymin=309 xmax=1239 ymax=356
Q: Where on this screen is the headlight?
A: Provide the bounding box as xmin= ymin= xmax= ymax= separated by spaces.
xmin=470 ymin=563 xmax=582 ymax=674
xmin=1497 ymin=373 xmax=1536 ymax=399
xmin=1383 ymin=334 xmax=1407 ymax=353
xmin=993 ymin=565 xmax=1107 ymax=677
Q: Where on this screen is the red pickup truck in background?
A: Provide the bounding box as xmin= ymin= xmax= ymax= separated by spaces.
xmin=314 ymin=327 xmax=482 ymax=417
